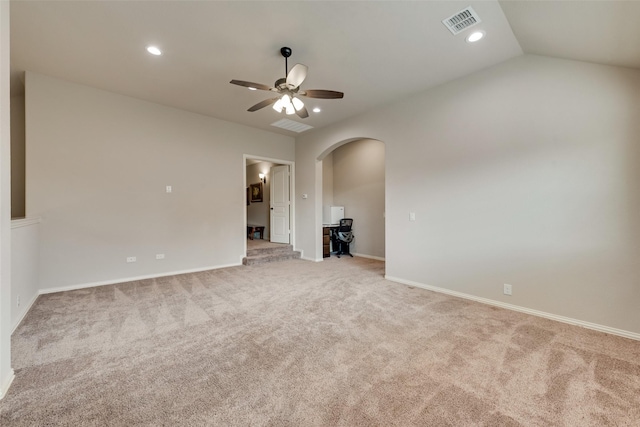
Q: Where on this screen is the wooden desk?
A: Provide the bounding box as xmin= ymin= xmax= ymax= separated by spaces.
xmin=247 ymin=224 xmax=265 ymax=240
xmin=322 ymin=224 xmax=339 ymax=257
xmin=322 ymin=227 xmax=330 ymax=257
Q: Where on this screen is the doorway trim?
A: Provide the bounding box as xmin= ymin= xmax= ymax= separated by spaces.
xmin=243 ymin=154 xmax=296 ymax=259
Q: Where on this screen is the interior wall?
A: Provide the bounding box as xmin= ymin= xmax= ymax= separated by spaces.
xmin=10 ymin=95 xmax=25 ymax=219
xmin=246 ymin=161 xmax=274 ymax=239
xmin=332 ymin=139 xmax=385 ymax=258
xmin=295 ymin=54 xmax=640 ymax=335
xmin=10 ymin=219 xmax=39 ymax=330
xmin=25 ymin=71 xmax=294 ymax=291
xmin=0 ymin=0 xmax=13 ymax=398
xmin=322 ymin=152 xmax=333 ymax=206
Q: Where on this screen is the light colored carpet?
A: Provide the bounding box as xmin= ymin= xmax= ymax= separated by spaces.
xmin=2 ymin=257 xmax=639 ymax=426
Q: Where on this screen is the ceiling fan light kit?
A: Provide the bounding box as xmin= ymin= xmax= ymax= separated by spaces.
xmin=273 ymin=94 xmax=305 ymax=115
xmin=230 ymin=47 xmax=344 ymax=119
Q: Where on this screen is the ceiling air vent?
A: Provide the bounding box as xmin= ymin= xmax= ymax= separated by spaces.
xmin=271 ymin=118 xmax=314 ymax=133
xmin=442 ymin=6 xmax=481 ymax=35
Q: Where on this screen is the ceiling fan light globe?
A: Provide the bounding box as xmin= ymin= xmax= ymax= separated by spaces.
xmin=272 ymin=98 xmax=284 ymax=113
xmin=292 ymin=97 xmax=305 ymax=111
xmin=285 ymin=103 xmax=295 ymax=115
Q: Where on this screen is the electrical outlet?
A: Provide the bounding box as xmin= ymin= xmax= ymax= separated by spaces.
xmin=156 ymin=254 xmax=165 ymax=260
xmin=17 ymin=295 xmax=20 ymax=308
xmin=126 ymin=256 xmax=137 ymax=263
xmin=409 ymin=212 xmax=416 ymax=221
xmin=503 ymin=284 xmax=512 ymax=296
xmin=166 ymin=185 xmax=172 ymax=193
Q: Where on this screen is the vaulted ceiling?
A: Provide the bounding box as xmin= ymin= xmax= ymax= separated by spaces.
xmin=10 ymin=1 xmax=640 ymax=135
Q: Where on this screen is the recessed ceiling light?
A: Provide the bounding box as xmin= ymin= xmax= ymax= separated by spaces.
xmin=146 ymin=46 xmax=162 ymax=56
xmin=248 ymin=87 xmax=257 ymax=91
xmin=466 ymin=31 xmax=485 ymax=43
xmin=312 ymin=107 xmax=321 ymax=113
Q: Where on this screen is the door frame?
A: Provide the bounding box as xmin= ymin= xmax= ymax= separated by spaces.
xmin=243 ymin=154 xmax=295 ymax=258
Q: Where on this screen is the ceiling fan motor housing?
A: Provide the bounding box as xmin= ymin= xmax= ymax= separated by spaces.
xmin=274 ymin=77 xmax=299 ymax=92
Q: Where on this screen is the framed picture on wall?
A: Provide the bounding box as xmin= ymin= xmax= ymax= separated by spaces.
xmin=250 ymin=182 xmax=263 ymax=202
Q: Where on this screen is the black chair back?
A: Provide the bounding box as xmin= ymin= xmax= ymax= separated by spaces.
xmin=338 ymin=218 xmax=353 ymax=232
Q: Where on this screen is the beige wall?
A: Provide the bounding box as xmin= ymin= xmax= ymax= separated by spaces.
xmin=246 ymin=161 xmax=275 ymax=239
xmin=331 ymin=139 xmax=385 ymax=258
xmin=10 ymin=219 xmax=39 ymax=330
xmin=295 ymin=55 xmax=640 ymax=335
xmin=0 ymin=0 xmax=13 ymax=398
xmin=25 ymin=72 xmax=294 ymax=291
xmin=10 ymin=96 xmax=25 ymax=219
xmin=322 ymin=152 xmax=334 ymax=206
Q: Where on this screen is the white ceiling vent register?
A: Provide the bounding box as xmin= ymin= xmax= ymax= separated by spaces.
xmin=271 ymin=118 xmax=314 ymax=133
xmin=442 ymin=6 xmax=481 ymax=35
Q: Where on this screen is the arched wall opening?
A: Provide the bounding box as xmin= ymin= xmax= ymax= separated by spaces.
xmin=317 ymin=137 xmax=386 ymax=261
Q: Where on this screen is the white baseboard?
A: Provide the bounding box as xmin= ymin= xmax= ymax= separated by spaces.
xmin=301 ymin=256 xmax=323 ymax=262
xmin=12 ymin=292 xmax=40 ymax=334
xmin=385 ymin=275 xmax=640 ymax=342
xmin=0 ymin=369 xmax=15 ymax=400
xmin=39 ymin=263 xmax=242 ymax=295
xmin=352 ymin=253 xmax=385 ymax=261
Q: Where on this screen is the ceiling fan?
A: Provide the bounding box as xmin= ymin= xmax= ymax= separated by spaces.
xmin=230 ymin=47 xmax=344 ymax=119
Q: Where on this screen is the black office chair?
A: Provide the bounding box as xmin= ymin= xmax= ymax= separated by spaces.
xmin=336 ymin=218 xmax=354 ymax=258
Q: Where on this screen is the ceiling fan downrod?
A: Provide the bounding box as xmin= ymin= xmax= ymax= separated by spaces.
xmin=280 ymin=46 xmax=292 ymax=77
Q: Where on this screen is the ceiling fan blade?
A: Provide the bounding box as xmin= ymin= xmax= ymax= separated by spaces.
xmin=295 ymin=105 xmax=309 ymax=119
xmin=230 ymin=80 xmax=273 ymax=91
xmin=286 ymin=64 xmax=308 ymax=88
xmin=300 ymin=89 xmax=344 ymax=99
xmin=248 ymin=98 xmax=279 ymax=112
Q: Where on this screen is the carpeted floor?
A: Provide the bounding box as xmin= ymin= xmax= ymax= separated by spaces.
xmin=1 ymin=257 xmax=639 ymax=426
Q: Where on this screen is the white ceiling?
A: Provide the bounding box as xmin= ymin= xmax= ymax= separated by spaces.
xmin=9 ymin=1 xmax=640 ymax=136
xmin=500 ymin=0 xmax=640 ymax=69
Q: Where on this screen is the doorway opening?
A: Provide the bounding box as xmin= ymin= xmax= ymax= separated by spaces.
xmin=319 ymin=138 xmax=385 ymax=262
xmin=243 ymin=155 xmax=295 ymax=258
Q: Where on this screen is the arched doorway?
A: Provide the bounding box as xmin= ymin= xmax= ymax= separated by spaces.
xmin=318 ymin=138 xmax=385 ymax=261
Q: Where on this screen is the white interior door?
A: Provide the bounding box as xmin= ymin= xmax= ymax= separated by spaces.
xmin=270 ymin=165 xmax=290 ymax=244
